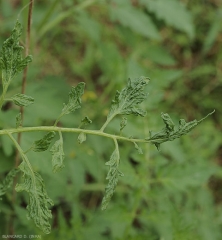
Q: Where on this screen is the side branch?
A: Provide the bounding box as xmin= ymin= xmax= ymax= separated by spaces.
xmin=7 ymin=132 xmax=35 ymax=180
xmin=100 ymin=114 xmax=116 ymax=132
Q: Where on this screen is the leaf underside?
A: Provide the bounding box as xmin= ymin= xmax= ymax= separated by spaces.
xmin=108 ymin=76 xmax=149 ymax=119
xmin=11 ymin=93 xmax=34 ymax=107
xmin=102 ymin=148 xmax=123 ymax=210
xmin=32 ymin=131 xmax=56 ymax=152
xmin=80 ymin=116 xmax=92 ymax=127
xmin=16 ymin=160 xmax=53 ymax=234
xmin=62 ymin=82 xmax=85 ymax=115
xmin=77 ymin=132 xmax=86 ymax=144
xmin=134 ymin=142 xmax=143 ymax=154
xmin=0 ymin=21 xmax=32 ymax=85
xmin=147 ymin=111 xmax=215 ymax=150
xmin=50 ymin=137 xmax=65 ymax=173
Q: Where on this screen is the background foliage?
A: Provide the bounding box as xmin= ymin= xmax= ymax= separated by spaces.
xmin=0 ymin=0 xmax=222 ymax=239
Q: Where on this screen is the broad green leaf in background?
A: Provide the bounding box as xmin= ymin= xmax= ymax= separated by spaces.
xmin=109 ymin=1 xmax=160 ymax=40
xmin=147 ymin=69 xmax=184 ymax=89
xmin=76 ymin=11 xmax=101 ymax=42
xmin=120 ymin=158 xmax=143 ymax=188
xmin=159 ymin=162 xmax=217 ymax=191
xmin=202 ymin=9 xmax=222 ymax=54
xmin=23 ymin=77 xmax=70 ymax=125
xmin=143 ymin=44 xmax=177 ymax=66
xmin=0 ymin=135 xmax=14 ymax=156
xmin=0 ymin=0 xmax=13 ymax=18
xmin=99 ymin=43 xmax=126 ymax=85
xmin=126 ymin=58 xmax=147 ymax=80
xmin=140 ymin=0 xmax=195 ymax=39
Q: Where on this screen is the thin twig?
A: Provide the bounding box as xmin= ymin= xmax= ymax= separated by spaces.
xmin=10 ymin=0 xmax=34 ymax=234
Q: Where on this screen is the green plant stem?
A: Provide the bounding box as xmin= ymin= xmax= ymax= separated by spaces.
xmin=100 ymin=114 xmax=116 ymax=132
xmin=36 ymin=0 xmax=60 ymax=32
xmin=0 ymin=126 xmax=150 ymax=144
xmin=7 ymin=133 xmax=34 ymax=178
xmin=54 ymin=113 xmax=64 ymax=126
xmin=7 ymin=131 xmax=36 ymax=235
xmin=0 ymin=85 xmax=10 ymax=110
xmin=113 ymin=137 xmax=120 ymax=161
xmin=59 ymin=130 xmax=63 ymax=141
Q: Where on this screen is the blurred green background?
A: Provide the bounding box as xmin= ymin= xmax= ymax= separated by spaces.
xmin=0 ymin=0 xmax=222 ymax=239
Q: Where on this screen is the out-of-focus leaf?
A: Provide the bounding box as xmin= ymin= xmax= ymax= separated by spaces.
xmin=127 ymin=58 xmax=147 ymax=80
xmin=143 ymin=45 xmax=177 ymax=66
xmin=157 ymin=161 xmax=217 ymax=191
xmin=141 ymin=0 xmax=194 ymax=39
xmin=99 ymin=43 xmax=125 ymax=84
xmin=202 ymin=9 xmax=222 ymax=54
xmin=148 ymin=68 xmax=184 ymax=89
xmin=0 ymin=135 xmax=14 ymax=156
xmin=77 ymin=12 xmax=101 ymax=42
xmin=109 ymin=2 xmax=160 ymax=40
